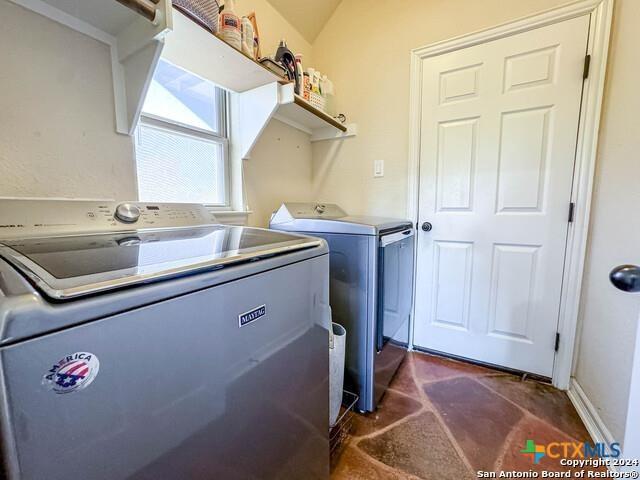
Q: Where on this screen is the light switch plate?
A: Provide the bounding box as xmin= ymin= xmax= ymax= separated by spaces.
xmin=374 ymin=159 xmax=384 ymax=177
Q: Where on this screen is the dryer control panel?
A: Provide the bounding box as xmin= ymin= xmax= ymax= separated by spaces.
xmin=0 ymin=200 xmax=219 ymax=239
xmin=271 ymin=202 xmax=347 ymax=222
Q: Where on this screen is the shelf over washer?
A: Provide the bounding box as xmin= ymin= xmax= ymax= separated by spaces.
xmin=9 ymin=0 xmax=172 ymax=135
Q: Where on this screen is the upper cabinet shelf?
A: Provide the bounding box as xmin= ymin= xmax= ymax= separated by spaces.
xmin=237 ymin=83 xmax=356 ymax=159
xmin=278 ymin=95 xmax=346 ymax=133
xmin=275 ymin=92 xmax=356 ymax=142
xmin=163 ymin=9 xmax=284 ymax=93
xmin=10 ymin=0 xmax=172 ymax=134
xmin=10 ymin=0 xmax=170 ymax=43
xmin=11 ymin=1 xmax=355 ymax=142
xmin=162 ymin=10 xmax=356 ymax=153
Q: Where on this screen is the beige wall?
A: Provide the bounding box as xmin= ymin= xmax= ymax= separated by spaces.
xmin=0 ymin=0 xmax=137 ymax=201
xmin=236 ymin=0 xmax=312 ymax=61
xmin=312 ymin=0 xmax=640 ymax=443
xmin=573 ymin=0 xmax=640 ymax=442
xmin=243 ymin=119 xmax=314 ymax=227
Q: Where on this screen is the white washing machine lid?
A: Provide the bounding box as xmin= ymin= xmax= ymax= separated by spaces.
xmin=270 ymin=202 xmax=412 ymax=236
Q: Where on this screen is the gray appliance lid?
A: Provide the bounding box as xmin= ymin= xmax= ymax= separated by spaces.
xmin=0 ymin=226 xmax=322 ymax=300
xmin=270 ymin=202 xmax=412 ymax=236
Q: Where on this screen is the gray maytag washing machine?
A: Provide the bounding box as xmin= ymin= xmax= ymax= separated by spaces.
xmin=0 ymin=200 xmax=330 ymax=480
xmin=270 ymin=203 xmax=415 ymax=412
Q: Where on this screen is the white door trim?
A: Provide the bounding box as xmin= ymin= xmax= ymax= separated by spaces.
xmin=406 ymin=0 xmax=614 ymax=389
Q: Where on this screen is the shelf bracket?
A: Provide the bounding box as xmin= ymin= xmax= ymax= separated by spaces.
xmin=9 ymin=0 xmax=172 ymax=136
xmin=235 ymin=82 xmax=285 ymax=159
xmin=112 ymin=39 xmax=165 ymax=135
xmin=310 ymin=123 xmax=357 ymax=142
xmin=235 ymin=81 xmax=357 ymax=157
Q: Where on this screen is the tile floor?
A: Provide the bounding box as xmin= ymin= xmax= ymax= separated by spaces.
xmin=331 ymin=351 xmax=605 ymax=479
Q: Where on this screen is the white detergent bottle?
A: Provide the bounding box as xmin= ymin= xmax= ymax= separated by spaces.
xmin=241 ymin=17 xmax=254 ymax=57
xmin=219 ymin=0 xmax=241 ymax=50
xmin=322 ymin=75 xmax=335 ymax=115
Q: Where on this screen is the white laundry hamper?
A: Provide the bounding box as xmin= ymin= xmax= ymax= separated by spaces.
xmin=329 ymin=321 xmax=346 ymax=426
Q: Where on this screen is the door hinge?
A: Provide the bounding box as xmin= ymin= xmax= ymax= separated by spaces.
xmin=555 ymin=333 xmax=561 ymax=352
xmin=583 ymin=54 xmax=591 ymax=80
xmin=568 ymin=202 xmax=575 ymax=223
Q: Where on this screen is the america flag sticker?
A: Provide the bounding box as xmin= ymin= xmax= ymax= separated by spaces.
xmin=43 ymin=352 xmax=100 ymax=394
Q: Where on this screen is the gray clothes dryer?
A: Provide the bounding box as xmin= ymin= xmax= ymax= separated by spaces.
xmin=0 ymin=200 xmax=330 ymax=480
xmin=270 ymin=203 xmax=415 ymax=412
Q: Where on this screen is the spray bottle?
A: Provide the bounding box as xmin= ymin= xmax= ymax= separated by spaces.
xmin=219 ymin=0 xmax=241 ymax=51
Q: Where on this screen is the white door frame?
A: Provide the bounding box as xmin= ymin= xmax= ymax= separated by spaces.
xmin=406 ymin=0 xmax=614 ymax=389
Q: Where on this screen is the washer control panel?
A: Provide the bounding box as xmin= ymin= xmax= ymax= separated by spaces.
xmin=0 ymin=200 xmax=220 ymax=239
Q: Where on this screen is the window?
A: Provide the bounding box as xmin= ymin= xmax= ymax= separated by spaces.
xmin=135 ymin=59 xmax=229 ymax=207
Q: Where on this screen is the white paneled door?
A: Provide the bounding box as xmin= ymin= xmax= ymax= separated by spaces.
xmin=414 ymin=15 xmax=590 ymax=377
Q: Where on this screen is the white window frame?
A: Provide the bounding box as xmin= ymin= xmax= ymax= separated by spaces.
xmin=135 ymin=86 xmax=235 ymax=211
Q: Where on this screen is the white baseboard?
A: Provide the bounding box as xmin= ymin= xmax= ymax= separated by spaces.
xmin=567 ymin=378 xmax=618 ymax=472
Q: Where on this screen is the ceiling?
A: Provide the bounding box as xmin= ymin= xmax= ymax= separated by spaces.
xmin=266 ymin=0 xmax=342 ymax=43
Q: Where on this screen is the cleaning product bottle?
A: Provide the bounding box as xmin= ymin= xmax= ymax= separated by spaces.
xmin=322 ymin=75 xmax=335 ymax=115
xmin=312 ymin=69 xmax=321 ymax=93
xmin=307 ymin=67 xmax=316 ymax=93
xmin=219 ymin=0 xmax=241 ymax=51
xmin=241 ymin=17 xmax=254 ymax=57
xmin=247 ymin=12 xmax=261 ymax=58
xmin=294 ymin=54 xmax=304 ymax=95
xmin=275 ymin=39 xmax=298 ymax=91
xmin=303 ymin=72 xmax=311 ymax=100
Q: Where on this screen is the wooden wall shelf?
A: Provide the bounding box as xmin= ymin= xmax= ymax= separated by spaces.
xmin=274 ymin=88 xmax=353 ymax=137
xmin=163 ymin=9 xmax=355 ymax=145
xmin=238 ymin=83 xmax=356 ymax=159
xmin=283 ymin=95 xmax=347 ymax=132
xmin=10 ymin=1 xmax=356 ymax=143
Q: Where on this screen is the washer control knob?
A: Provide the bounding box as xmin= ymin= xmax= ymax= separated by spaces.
xmin=115 ymin=203 xmax=141 ymax=223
